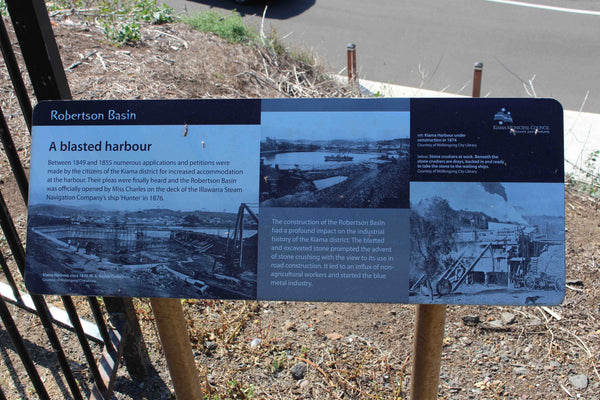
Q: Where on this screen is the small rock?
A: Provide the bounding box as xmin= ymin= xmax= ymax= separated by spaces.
xmin=527 ymin=318 xmax=543 ymax=327
xmin=500 ymin=312 xmax=516 ymax=325
xmin=462 ymin=315 xmax=480 ymax=326
xmin=460 ymin=337 xmax=473 ymax=346
xmin=481 ymin=320 xmax=506 ymax=330
xmin=323 ymin=310 xmax=334 ymax=316
xmin=250 ymin=338 xmax=262 ymax=348
xmin=204 ymin=341 xmax=218 ymax=353
xmin=299 ymin=379 xmax=310 ymax=389
xmin=326 ymin=332 xmax=343 ymax=340
xmin=285 ymin=320 xmax=296 ymax=331
xmin=513 ymin=367 xmax=528 ymax=376
xmin=290 ymin=362 xmax=307 ymax=380
xmin=569 ymin=374 xmax=588 ymax=390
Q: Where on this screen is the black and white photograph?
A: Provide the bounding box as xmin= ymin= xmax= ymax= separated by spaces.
xmin=26 ymin=204 xmax=258 ymax=299
xmin=259 ymin=110 xmax=410 ymax=208
xmin=409 ymin=182 xmax=565 ymax=305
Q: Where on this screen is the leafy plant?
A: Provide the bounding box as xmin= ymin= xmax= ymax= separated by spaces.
xmin=134 ymin=0 xmax=173 ymax=23
xmin=269 ymin=351 xmax=287 ymax=373
xmin=575 ymin=150 xmax=600 ymax=197
xmin=46 ymin=0 xmax=173 ymax=44
xmin=104 ymin=21 xmax=141 ymax=45
xmin=226 ymin=380 xmax=255 ymax=399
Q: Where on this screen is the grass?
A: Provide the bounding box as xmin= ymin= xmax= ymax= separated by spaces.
xmin=180 ymin=10 xmax=255 ymax=44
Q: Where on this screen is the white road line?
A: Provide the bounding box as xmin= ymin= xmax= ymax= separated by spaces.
xmin=485 ymin=0 xmax=600 ymax=16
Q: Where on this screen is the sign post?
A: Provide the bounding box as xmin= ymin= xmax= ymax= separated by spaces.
xmin=410 ymin=304 xmax=447 ymax=400
xmin=150 ymin=298 xmax=203 ymax=400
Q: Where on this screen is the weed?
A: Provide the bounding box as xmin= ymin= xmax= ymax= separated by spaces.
xmin=269 ymin=351 xmax=288 ymax=373
xmin=104 ymin=21 xmax=141 ymax=45
xmin=181 ymin=10 xmax=255 ymax=44
xmin=46 ymin=0 xmax=173 ymax=44
xmin=226 ymin=380 xmax=255 ymax=399
xmin=567 ymin=150 xmax=600 ymax=198
xmin=133 ymin=0 xmax=173 ymax=24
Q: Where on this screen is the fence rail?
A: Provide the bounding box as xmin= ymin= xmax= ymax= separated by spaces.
xmin=0 ymin=1 xmax=150 ymax=398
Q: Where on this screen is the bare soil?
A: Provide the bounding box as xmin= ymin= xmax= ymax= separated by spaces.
xmin=0 ymin=16 xmax=599 ymax=400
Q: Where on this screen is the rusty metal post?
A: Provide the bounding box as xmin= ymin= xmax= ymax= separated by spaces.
xmin=150 ymin=298 xmax=203 ymax=400
xmin=347 ymin=43 xmax=357 ymax=83
xmin=410 ymin=304 xmax=447 ymax=400
xmin=472 ymin=62 xmax=483 ymax=98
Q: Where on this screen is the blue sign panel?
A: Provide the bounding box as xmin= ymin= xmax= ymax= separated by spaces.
xmin=26 ymin=98 xmax=565 ymax=305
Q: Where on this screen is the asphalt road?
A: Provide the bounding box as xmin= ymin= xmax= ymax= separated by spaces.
xmin=162 ymin=0 xmax=600 ymax=113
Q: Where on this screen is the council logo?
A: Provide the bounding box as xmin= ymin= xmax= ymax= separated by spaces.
xmin=493 ymin=108 xmax=513 ymax=125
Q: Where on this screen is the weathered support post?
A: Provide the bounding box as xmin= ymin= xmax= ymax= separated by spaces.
xmin=150 ymin=298 xmax=203 ymax=400
xmin=409 ymin=304 xmax=447 ymax=400
xmin=103 ymin=297 xmax=151 ymax=381
xmin=347 ymin=43 xmax=357 ymax=83
xmin=472 ymin=62 xmax=484 ymax=98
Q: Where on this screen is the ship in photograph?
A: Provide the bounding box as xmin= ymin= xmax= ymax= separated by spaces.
xmin=409 ymin=182 xmax=564 ymax=305
xmin=25 ymin=203 xmax=258 ymax=299
xmin=324 ymin=154 xmax=353 ymax=162
xmin=259 ymin=137 xmax=410 ymax=208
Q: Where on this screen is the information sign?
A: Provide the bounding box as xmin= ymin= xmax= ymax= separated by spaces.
xmin=25 ymin=98 xmax=565 ymax=305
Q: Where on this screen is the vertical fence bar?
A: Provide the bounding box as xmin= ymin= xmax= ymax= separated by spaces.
xmin=0 ymin=193 xmax=84 ymax=400
xmin=0 ymin=16 xmax=33 ymax=132
xmin=0 ymin=108 xmax=29 ymax=203
xmin=61 ymin=296 xmax=105 ymax=393
xmin=87 ymin=297 xmax=115 ymax=355
xmin=0 ymin=296 xmax=51 ymax=400
xmin=4 ymin=0 xmax=71 ymax=101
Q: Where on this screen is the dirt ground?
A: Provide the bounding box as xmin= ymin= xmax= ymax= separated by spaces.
xmin=0 ymin=15 xmax=599 ymax=400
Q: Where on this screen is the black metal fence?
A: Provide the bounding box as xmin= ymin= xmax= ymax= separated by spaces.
xmin=0 ymin=1 xmax=150 ymax=398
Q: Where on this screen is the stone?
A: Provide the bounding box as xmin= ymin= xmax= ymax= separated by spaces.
xmin=513 ymin=367 xmax=528 ymax=376
xmin=326 ymin=332 xmax=344 ymax=340
xmin=569 ymin=374 xmax=588 ymax=390
xmin=204 ymin=341 xmax=218 ymax=353
xmin=284 ymin=320 xmax=296 ymax=331
xmin=462 ymin=315 xmax=480 ymax=326
xmin=290 ymin=362 xmax=307 ymax=380
xmin=500 ymin=312 xmax=516 ymax=325
xmin=481 ymin=320 xmax=507 ymax=330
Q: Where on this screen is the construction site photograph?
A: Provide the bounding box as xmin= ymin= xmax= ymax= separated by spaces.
xmin=409 ymin=182 xmax=565 ymax=305
xmin=25 ymin=203 xmax=258 ymax=299
xmin=259 ymin=110 xmax=410 ymax=209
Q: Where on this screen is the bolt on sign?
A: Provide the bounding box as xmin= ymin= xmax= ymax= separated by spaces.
xmin=25 ymin=98 xmax=565 ymax=305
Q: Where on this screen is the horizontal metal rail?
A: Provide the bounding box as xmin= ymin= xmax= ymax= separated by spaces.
xmin=0 ymin=281 xmax=103 ymax=343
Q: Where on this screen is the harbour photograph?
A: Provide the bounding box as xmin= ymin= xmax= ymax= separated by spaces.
xmin=25 ymin=203 xmax=258 ymax=299
xmin=260 ymin=109 xmax=410 ymax=208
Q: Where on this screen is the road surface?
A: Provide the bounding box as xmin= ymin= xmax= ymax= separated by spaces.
xmin=161 ymin=0 xmax=599 ymax=113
